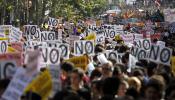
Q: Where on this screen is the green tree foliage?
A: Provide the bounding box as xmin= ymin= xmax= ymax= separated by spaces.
xmin=0 ymin=0 xmax=107 ymax=25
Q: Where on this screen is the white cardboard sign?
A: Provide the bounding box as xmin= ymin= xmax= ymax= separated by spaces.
xmin=48 ymin=17 xmax=59 ymax=27
xmin=0 ymin=61 xmax=17 ymax=79
xmin=74 ymin=40 xmax=94 ymax=56
xmin=40 ymin=47 xmax=61 ymax=65
xmin=149 ymin=45 xmax=172 ymax=65
xmin=40 ymin=31 xmax=59 ymax=42
xmin=2 ymin=67 xmax=36 ymax=100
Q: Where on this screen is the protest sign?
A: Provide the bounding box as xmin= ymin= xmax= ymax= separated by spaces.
xmin=157 ymin=41 xmax=165 ymax=47
xmin=25 ymin=69 xmax=52 ymax=99
xmin=149 ymin=45 xmax=172 ymax=65
xmin=40 ymin=48 xmax=60 ymax=65
xmin=74 ymin=40 xmax=94 ymax=56
xmin=0 ymin=52 xmax=23 ymax=66
xmin=103 ymin=29 xmax=117 ymax=39
xmin=96 ymin=34 xmax=105 ymax=44
xmin=134 ymin=39 xmax=151 ymax=50
xmin=163 ymin=8 xmax=175 ymax=22
xmin=121 ymin=34 xmax=134 ymax=45
xmin=114 ymin=25 xmax=124 ymax=31
xmin=25 ymin=50 xmax=41 ymax=72
xmin=24 ymin=25 xmax=38 ymax=36
xmin=67 ymin=35 xmax=80 ymax=47
xmin=47 ymin=43 xmax=69 ymax=59
xmin=49 ymin=65 xmax=61 ymax=96
xmin=131 ymin=47 xmax=148 ymax=60
xmin=168 ymin=22 xmax=175 ymax=34
xmin=24 ymin=25 xmax=40 ymax=40
xmin=105 ymin=50 xmax=125 ymax=64
xmin=0 ymin=25 xmax=12 ymax=38
xmin=0 ymin=60 xmax=17 ymax=79
xmin=134 ymin=34 xmax=143 ymax=41
xmin=65 ymin=55 xmax=88 ymax=71
xmin=25 ymin=41 xmax=48 ymax=50
xmin=10 ymin=27 xmax=22 ymax=42
xmin=2 ymin=67 xmax=36 ymax=100
xmin=59 ymin=43 xmax=69 ymax=59
xmin=40 ymin=31 xmax=59 ymax=42
xmin=0 ymin=40 xmax=7 ymax=54
xmin=48 ymin=17 xmax=59 ymax=27
xmin=97 ymin=53 xmax=109 ymax=65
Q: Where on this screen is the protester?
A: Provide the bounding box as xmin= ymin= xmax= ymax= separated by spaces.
xmin=1 ymin=5 xmax=175 ymax=100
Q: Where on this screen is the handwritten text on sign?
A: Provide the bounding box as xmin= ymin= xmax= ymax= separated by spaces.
xmin=2 ymin=68 xmax=35 ymax=100
xmin=74 ymin=40 xmax=94 ymax=56
xmin=0 ymin=61 xmax=17 ymax=79
xmin=40 ymin=48 xmax=60 ymax=65
xmin=47 ymin=43 xmax=69 ymax=59
xmin=0 ymin=40 xmax=7 ymax=54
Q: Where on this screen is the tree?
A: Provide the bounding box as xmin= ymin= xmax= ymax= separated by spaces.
xmin=0 ymin=0 xmax=108 ymax=25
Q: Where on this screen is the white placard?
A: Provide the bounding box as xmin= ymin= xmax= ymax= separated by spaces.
xmin=149 ymin=45 xmax=172 ymax=65
xmin=131 ymin=47 xmax=148 ymax=60
xmin=134 ymin=39 xmax=151 ymax=51
xmin=74 ymin=40 xmax=94 ymax=56
xmin=0 ymin=61 xmax=17 ymax=79
xmin=49 ymin=64 xmax=61 ymax=96
xmin=10 ymin=27 xmax=22 ymax=42
xmin=2 ymin=67 xmax=36 ymax=100
xmin=103 ymin=29 xmax=118 ymax=39
xmin=40 ymin=47 xmax=61 ymax=65
xmin=96 ymin=34 xmax=105 ymax=44
xmin=134 ymin=34 xmax=143 ymax=41
xmin=121 ymin=34 xmax=134 ymax=45
xmin=48 ymin=17 xmax=59 ymax=27
xmin=40 ymin=31 xmax=59 ymax=42
xmin=47 ymin=43 xmax=69 ymax=59
xmin=105 ymin=50 xmax=125 ymax=64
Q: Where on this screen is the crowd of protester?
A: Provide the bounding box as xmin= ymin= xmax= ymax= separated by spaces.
xmin=0 ymin=9 xmax=175 ymax=100
xmin=1 ymin=39 xmax=175 ymax=100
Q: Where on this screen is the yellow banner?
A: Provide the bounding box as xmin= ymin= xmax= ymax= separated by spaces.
xmin=7 ymin=46 xmax=18 ymax=53
xmin=0 ymin=38 xmax=9 ymax=41
xmin=25 ymin=69 xmax=52 ymax=100
xmin=171 ymin=56 xmax=175 ymax=76
xmin=64 ymin=55 xmax=89 ymax=71
xmin=85 ymin=33 xmax=96 ymax=41
xmin=115 ymin=34 xmax=122 ymax=41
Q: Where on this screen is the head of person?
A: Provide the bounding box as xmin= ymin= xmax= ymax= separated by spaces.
xmin=91 ymin=80 xmax=103 ymax=99
xmin=144 ymin=75 xmax=165 ymax=100
xmin=112 ymin=65 xmax=122 ymax=78
xmin=61 ymin=62 xmax=74 ymax=78
xmin=117 ymin=80 xmax=129 ymax=97
xmin=21 ymin=91 xmax=41 ymax=100
xmin=127 ymin=77 xmax=141 ymax=93
xmin=90 ymin=68 xmax=102 ymax=81
xmin=70 ymin=68 xmax=84 ymax=88
xmin=165 ymin=84 xmax=175 ymax=100
xmin=101 ymin=61 xmax=113 ymax=79
xmin=102 ymin=77 xmax=121 ymax=98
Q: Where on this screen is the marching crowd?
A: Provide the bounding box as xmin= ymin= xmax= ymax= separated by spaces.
xmin=0 ymin=10 xmax=175 ymax=100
